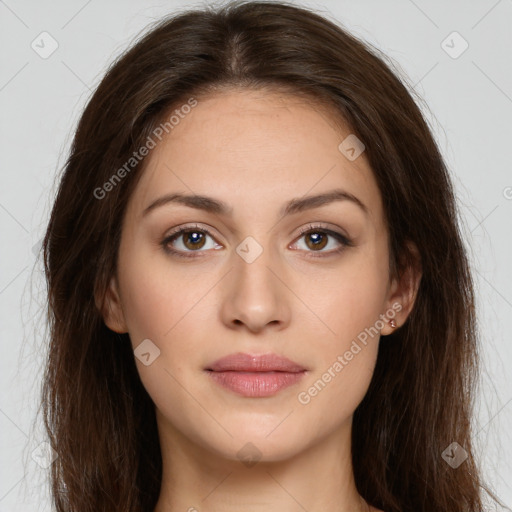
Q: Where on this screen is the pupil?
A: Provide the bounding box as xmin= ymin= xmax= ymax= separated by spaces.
xmin=189 ymin=232 xmax=201 ymax=244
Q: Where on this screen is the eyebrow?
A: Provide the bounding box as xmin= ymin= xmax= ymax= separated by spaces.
xmin=142 ymin=188 xmax=369 ymax=218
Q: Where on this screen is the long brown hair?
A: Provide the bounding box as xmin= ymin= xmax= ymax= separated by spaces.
xmin=41 ymin=1 xmax=499 ymax=510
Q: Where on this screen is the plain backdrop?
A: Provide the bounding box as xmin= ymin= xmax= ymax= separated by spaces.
xmin=1 ymin=0 xmax=511 ymax=510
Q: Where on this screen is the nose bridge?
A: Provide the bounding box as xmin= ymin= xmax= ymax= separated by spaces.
xmin=221 ymin=232 xmax=290 ymax=330
xmin=234 ymin=233 xmax=281 ymax=300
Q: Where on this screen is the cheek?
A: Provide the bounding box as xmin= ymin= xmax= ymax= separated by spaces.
xmin=117 ymin=246 xmax=218 ymax=402
xmin=305 ymin=250 xmax=389 ymax=347
xmin=294 ymin=247 xmax=388 ymax=404
xmin=294 ymin=280 xmax=383 ymax=424
xmin=118 ymin=241 xmax=208 ymax=342
xmin=121 ymin=275 xmax=175 ymax=342
xmin=117 ymin=250 xmax=212 ymax=422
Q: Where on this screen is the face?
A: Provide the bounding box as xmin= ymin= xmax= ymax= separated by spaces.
xmin=103 ymin=87 xmax=408 ymax=464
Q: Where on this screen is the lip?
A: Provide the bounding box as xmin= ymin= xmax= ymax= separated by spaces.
xmin=206 ymin=352 xmax=306 ymax=372
xmin=205 ymin=352 xmax=307 ymax=398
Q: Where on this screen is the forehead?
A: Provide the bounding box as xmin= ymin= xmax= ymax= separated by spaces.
xmin=127 ymin=88 xmax=383 ymax=226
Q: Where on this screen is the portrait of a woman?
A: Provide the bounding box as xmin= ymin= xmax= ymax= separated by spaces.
xmin=40 ymin=1 xmax=503 ymax=511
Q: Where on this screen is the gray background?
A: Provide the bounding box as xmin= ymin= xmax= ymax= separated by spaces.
xmin=1 ymin=0 xmax=511 ymax=510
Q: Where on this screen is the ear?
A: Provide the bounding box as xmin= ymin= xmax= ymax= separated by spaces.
xmin=380 ymin=241 xmax=422 ymax=336
xmin=98 ymin=275 xmax=128 ymax=334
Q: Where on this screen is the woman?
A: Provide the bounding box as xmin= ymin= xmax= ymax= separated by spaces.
xmin=41 ymin=1 xmax=500 ymax=510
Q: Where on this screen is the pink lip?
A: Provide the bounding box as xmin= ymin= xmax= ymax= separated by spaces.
xmin=205 ymin=352 xmax=307 ymax=398
xmin=206 ymin=352 xmax=306 ymax=372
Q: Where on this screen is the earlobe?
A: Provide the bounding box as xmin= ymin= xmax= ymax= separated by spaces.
xmin=100 ymin=275 xmax=128 ymax=334
xmin=381 ymin=241 xmax=422 ymax=336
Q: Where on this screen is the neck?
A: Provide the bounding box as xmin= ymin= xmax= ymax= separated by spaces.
xmin=153 ymin=411 xmax=369 ymax=512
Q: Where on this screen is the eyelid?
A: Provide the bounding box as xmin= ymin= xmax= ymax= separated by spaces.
xmin=165 ymin=223 xmax=216 ymax=239
xmin=295 ymin=222 xmax=348 ymax=239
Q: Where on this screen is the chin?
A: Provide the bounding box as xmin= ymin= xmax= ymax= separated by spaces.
xmin=200 ymin=427 xmax=310 ymax=465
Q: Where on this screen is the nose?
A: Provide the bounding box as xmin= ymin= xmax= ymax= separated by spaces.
xmin=219 ymin=242 xmax=292 ymax=334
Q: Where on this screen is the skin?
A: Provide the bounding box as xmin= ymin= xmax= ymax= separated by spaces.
xmin=102 ymin=88 xmax=421 ymax=512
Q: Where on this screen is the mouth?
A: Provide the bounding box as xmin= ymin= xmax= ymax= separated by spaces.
xmin=205 ymin=352 xmax=307 ymax=398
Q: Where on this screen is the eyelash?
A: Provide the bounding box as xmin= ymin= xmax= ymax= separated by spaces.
xmin=160 ymin=223 xmax=353 ymax=260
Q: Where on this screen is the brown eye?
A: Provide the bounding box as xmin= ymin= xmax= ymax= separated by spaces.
xmin=177 ymin=230 xmax=207 ymax=250
xmin=293 ymin=225 xmax=353 ymax=257
xmin=161 ymin=225 xmax=221 ymax=258
xmin=303 ymin=231 xmax=329 ymax=251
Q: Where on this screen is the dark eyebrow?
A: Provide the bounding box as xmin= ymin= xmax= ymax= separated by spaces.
xmin=142 ymin=188 xmax=369 ymax=218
